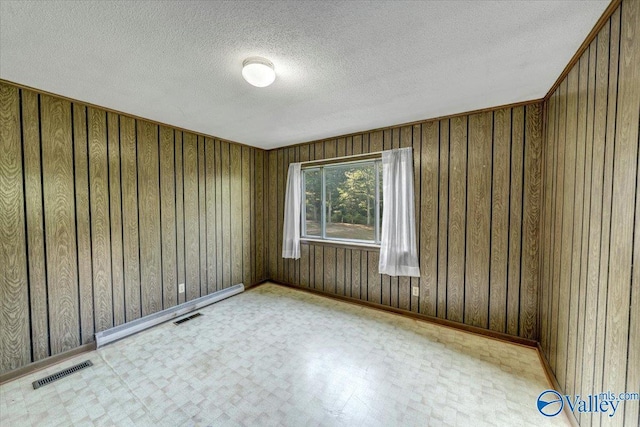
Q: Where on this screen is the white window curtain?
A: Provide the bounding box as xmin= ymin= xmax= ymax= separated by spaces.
xmin=282 ymin=163 xmax=302 ymax=259
xmin=379 ymin=147 xmax=420 ymax=277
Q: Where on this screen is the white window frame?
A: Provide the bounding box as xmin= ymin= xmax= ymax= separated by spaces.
xmin=301 ymin=158 xmax=382 ymax=246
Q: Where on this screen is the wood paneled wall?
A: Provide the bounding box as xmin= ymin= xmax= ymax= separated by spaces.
xmin=539 ymin=1 xmax=639 ymax=426
xmin=266 ymin=102 xmax=543 ymax=340
xmin=0 ymin=81 xmax=267 ymax=375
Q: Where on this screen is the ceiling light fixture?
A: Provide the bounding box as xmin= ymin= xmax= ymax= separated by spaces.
xmin=242 ymin=57 xmax=276 ymax=88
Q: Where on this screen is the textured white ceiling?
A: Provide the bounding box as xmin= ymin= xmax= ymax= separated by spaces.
xmin=0 ymin=1 xmax=608 ymax=149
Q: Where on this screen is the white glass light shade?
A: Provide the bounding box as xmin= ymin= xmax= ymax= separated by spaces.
xmin=242 ymin=57 xmax=276 ymax=87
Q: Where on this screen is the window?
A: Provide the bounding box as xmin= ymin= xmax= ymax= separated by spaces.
xmin=302 ymin=159 xmax=382 ymax=245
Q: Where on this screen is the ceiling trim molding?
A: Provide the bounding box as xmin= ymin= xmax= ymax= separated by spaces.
xmin=544 ymin=0 xmax=621 ymax=101
xmin=270 ymin=98 xmax=544 ymax=152
xmin=0 ymin=78 xmax=253 ymax=151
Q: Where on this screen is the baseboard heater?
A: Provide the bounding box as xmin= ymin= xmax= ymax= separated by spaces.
xmin=95 ymin=283 xmax=244 ymax=348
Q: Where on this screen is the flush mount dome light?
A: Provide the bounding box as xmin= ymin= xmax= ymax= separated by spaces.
xmin=242 ymin=57 xmax=276 ymax=87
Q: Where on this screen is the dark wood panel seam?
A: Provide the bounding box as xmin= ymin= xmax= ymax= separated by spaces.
xmin=488 ymin=111 xmax=495 ymax=327
xmin=134 ymin=119 xmax=143 ymax=317
xmin=157 ymin=126 xmax=165 ymax=306
xmin=83 ymin=105 xmax=97 ymax=338
xmin=463 ymin=117 xmax=469 ymax=323
xmin=173 ymin=130 xmax=179 ymax=302
xmin=505 ymin=109 xmax=513 ymax=333
xmin=18 ymin=88 xmax=35 ymax=363
xmin=70 ymin=101 xmax=81 ymax=344
xmin=436 ymin=121 xmax=441 ymax=317
xmin=105 ymin=111 xmax=115 ymax=327
xmin=38 ymin=95 xmax=53 ymax=355
xmin=624 ymin=96 xmax=640 ymax=427
xmin=118 ymin=116 xmax=127 ymax=322
xmin=446 ymin=120 xmax=451 ymax=318
xmin=598 ymin=9 xmax=621 ymax=416
xmin=518 ymin=107 xmax=527 ymax=336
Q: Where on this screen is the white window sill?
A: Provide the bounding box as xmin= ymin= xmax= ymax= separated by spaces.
xmin=300 ymin=237 xmax=380 ymax=250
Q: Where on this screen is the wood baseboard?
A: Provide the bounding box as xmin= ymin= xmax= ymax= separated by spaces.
xmin=267 ymin=280 xmax=538 ymax=348
xmin=0 ymin=343 xmax=96 ymax=386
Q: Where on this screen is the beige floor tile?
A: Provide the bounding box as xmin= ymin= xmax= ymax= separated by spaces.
xmin=1 ymin=283 xmax=570 ymax=426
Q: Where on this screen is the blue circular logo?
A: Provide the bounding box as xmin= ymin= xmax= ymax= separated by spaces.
xmin=537 ymin=390 xmax=564 ymax=417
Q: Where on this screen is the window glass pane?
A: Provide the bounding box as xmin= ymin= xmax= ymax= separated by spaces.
xmin=303 ymin=169 xmax=321 ymax=236
xmin=324 ymin=163 xmax=375 ymax=241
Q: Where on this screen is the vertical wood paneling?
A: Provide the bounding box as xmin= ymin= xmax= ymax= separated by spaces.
xmin=230 ymin=144 xmax=242 ymax=286
xmin=205 ymin=138 xmax=216 ymax=293
xmin=539 ymin=4 xmax=639 ymax=425
xmin=107 ymin=112 xmax=125 ymax=326
xmin=221 ymin=141 xmax=232 ymax=288
xmin=175 ymin=132 xmax=186 ymax=304
xmin=592 ymin=14 xmax=619 ymax=421
xmin=351 ymin=250 xmax=361 ymax=299
xmin=367 ymin=251 xmax=380 ymax=303
xmin=411 ymin=125 xmax=421 ymax=313
xmin=268 ymin=150 xmax=277 ymax=281
xmin=437 ymin=120 xmax=449 ymax=319
xmin=255 ymin=149 xmax=264 ymax=282
xmin=88 ymin=107 xmax=113 ymax=333
xmin=72 ymin=104 xmax=94 ymax=343
xmin=575 ymin=45 xmax=596 ymax=419
xmin=465 ymin=112 xmax=492 ymax=329
xmin=420 ymin=122 xmax=437 ymax=316
xmin=0 ymin=81 xmax=268 ymax=375
xmin=41 ymin=94 xmax=79 ymax=354
xmin=602 ymin=2 xmax=639 ymax=426
xmin=21 ymin=90 xmax=49 ymax=359
xmin=198 ymin=137 xmax=207 ymax=295
xmin=159 ymin=126 xmax=178 ymax=308
xmin=571 ymin=52 xmax=590 ymax=403
xmin=557 ymin=68 xmax=579 ymax=389
xmin=324 ymin=246 xmax=336 ymax=294
xmin=489 ymin=109 xmax=510 ymax=333
xmin=565 ymin=61 xmax=584 ymax=394
xmin=0 ymin=84 xmax=30 ymax=372
xmin=249 ymin=147 xmax=255 ymax=285
xmin=520 ymin=104 xmax=542 ymax=340
xmin=137 ymin=120 xmax=162 ymax=314
xmin=540 ymin=91 xmax=555 ymax=360
xmin=264 ymin=101 xmax=542 ymax=343
xmin=120 ymin=116 xmax=141 ymax=319
xmin=183 ymin=133 xmax=200 ymax=299
xmin=447 ymin=116 xmax=467 ymax=323
xmin=277 ymin=149 xmax=284 ymax=283
xmin=508 ymin=106 xmax=525 ymax=337
xmin=335 ymin=247 xmax=345 ymax=295
xmin=214 ymin=139 xmax=223 ymax=292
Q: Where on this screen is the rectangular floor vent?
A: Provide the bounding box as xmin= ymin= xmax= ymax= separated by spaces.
xmin=32 ymin=360 xmax=93 ymax=390
xmin=174 ymin=312 xmax=202 ymax=325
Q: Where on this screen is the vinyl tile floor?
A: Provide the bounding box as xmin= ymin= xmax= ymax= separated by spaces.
xmin=0 ymin=282 xmax=570 ymax=426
